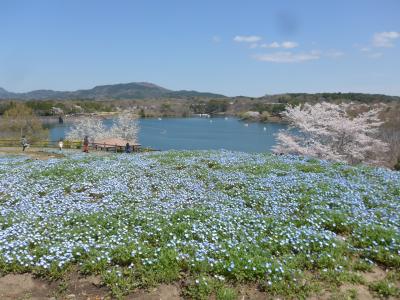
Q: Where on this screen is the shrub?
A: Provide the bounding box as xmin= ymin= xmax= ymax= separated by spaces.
xmin=394 ymin=158 xmax=400 ymax=171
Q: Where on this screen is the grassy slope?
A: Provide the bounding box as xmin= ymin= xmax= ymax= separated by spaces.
xmin=0 ymin=150 xmax=399 ymax=299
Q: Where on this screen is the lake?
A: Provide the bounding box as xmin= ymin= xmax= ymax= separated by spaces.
xmin=49 ymin=117 xmax=287 ymax=152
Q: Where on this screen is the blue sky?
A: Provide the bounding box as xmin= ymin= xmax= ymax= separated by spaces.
xmin=0 ymin=0 xmax=399 ymax=96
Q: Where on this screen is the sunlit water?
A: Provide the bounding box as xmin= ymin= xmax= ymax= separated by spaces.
xmin=48 ymin=117 xmax=287 ymax=152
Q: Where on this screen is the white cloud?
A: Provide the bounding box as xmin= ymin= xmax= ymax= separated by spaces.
xmin=372 ymin=31 xmax=400 ymax=47
xmin=253 ymin=51 xmax=320 ymax=63
xmin=249 ymin=43 xmax=259 ymax=49
xmin=325 ymin=50 xmax=345 ymax=58
xmin=212 ymin=36 xmax=221 ymax=43
xmin=260 ymin=41 xmax=298 ymax=49
xmin=310 ymin=50 xmax=321 ymax=56
xmin=360 ymin=47 xmax=371 ymax=52
xmin=233 ymin=35 xmax=262 ymax=43
xmin=368 ymin=52 xmax=383 ymax=59
xmin=261 ymin=42 xmax=280 ymax=48
xmin=281 ymin=41 xmax=298 ymax=49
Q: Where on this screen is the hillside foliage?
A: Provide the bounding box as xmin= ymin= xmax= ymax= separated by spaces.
xmin=0 ymin=103 xmax=47 ymax=142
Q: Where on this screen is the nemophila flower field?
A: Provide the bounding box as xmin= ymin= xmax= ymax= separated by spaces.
xmin=0 ymin=150 xmax=399 ymax=299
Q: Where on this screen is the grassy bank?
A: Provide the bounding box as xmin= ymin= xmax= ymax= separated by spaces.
xmin=0 ymin=150 xmax=399 ymax=299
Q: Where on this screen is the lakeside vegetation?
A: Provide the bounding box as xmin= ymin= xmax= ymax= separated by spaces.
xmin=1 ymin=92 xmax=399 ymax=169
xmin=1 ymin=91 xmax=399 ymax=120
xmin=0 ymin=150 xmax=399 ymax=299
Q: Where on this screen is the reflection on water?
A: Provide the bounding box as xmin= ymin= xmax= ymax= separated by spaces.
xmin=48 ymin=117 xmax=287 ymax=152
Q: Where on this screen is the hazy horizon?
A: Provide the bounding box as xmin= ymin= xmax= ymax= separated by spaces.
xmin=1 ymin=81 xmax=400 ymax=98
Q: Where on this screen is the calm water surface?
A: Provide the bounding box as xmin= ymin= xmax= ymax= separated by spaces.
xmin=49 ymin=117 xmax=287 ymax=152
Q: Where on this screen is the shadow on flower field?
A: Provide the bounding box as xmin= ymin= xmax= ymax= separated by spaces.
xmin=0 ymin=150 xmax=399 ymax=299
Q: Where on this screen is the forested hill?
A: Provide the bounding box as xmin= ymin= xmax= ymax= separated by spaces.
xmin=0 ymin=82 xmax=399 ymax=102
xmin=0 ymin=82 xmax=227 ymax=100
xmin=258 ymin=92 xmax=400 ymax=104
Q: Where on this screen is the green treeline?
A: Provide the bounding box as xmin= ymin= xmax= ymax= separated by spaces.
xmin=0 ymin=92 xmax=398 ymax=118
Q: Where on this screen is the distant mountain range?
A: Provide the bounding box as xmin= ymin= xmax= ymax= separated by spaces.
xmin=1 ymin=83 xmax=399 ymax=103
xmin=0 ymin=82 xmax=227 ymax=100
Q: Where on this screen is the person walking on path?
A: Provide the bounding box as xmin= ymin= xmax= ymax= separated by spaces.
xmin=83 ymin=136 xmax=89 ymax=153
xmin=21 ymin=136 xmax=29 ymax=152
xmin=58 ymin=139 xmax=64 ymax=151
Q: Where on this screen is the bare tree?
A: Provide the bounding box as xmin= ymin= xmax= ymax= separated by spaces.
xmin=379 ymin=103 xmax=400 ymax=167
xmin=0 ymin=103 xmax=48 ymax=142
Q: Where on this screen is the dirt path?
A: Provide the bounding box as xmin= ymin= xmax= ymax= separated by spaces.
xmin=0 ymin=147 xmax=67 ymax=160
xmin=0 ymin=269 xmax=397 ymax=300
xmin=0 ymin=147 xmax=116 ymax=160
xmin=0 ymin=273 xmax=181 ymax=300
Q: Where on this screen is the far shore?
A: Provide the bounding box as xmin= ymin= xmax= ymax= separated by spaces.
xmin=36 ymin=112 xmax=284 ymax=124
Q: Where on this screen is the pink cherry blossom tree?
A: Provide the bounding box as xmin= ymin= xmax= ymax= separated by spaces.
xmin=66 ymin=112 xmax=139 ymax=143
xmin=66 ymin=117 xmax=106 ymax=143
xmin=273 ymin=102 xmax=389 ymax=165
xmin=108 ymin=112 xmax=140 ymax=143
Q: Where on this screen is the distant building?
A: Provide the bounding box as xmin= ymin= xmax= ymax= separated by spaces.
xmin=51 ymin=107 xmax=64 ymax=115
xmin=195 ymin=113 xmax=210 ymax=118
xmin=73 ymin=105 xmax=83 ymax=112
xmin=244 ymin=111 xmax=260 ymax=118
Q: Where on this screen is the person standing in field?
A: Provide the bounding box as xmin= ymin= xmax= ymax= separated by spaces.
xmin=21 ymin=136 xmax=29 ymax=151
xmin=125 ymin=142 xmax=132 ymax=153
xmin=83 ymin=136 xmax=89 ymax=153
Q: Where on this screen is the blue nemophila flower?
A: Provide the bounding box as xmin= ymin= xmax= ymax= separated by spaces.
xmin=0 ymin=150 xmax=399 ymax=280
